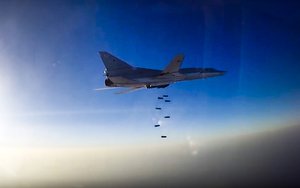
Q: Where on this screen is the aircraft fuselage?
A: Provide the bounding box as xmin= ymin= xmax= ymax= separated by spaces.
xmin=105 ymin=67 xmax=225 ymax=88
xmin=99 ymin=51 xmax=225 ymax=92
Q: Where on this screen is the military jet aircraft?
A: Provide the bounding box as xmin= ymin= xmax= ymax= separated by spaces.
xmin=98 ymin=51 xmax=225 ymax=94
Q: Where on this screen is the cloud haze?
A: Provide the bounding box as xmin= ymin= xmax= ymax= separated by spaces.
xmin=1 ymin=124 xmax=300 ymax=187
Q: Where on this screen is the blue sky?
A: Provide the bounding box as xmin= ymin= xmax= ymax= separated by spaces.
xmin=1 ymin=0 xmax=300 ymax=186
xmin=1 ymin=0 xmax=300 ymax=146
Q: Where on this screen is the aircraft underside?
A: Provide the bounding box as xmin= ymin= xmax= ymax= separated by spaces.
xmin=104 ymin=72 xmax=221 ymax=89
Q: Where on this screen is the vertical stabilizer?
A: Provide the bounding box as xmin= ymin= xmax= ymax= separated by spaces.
xmin=99 ymin=51 xmax=134 ymax=71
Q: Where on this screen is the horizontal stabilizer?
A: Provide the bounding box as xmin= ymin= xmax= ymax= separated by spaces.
xmin=115 ymin=87 xmax=144 ymax=94
xmin=94 ymin=87 xmax=118 ymax=91
xmin=162 ymin=54 xmax=184 ymax=74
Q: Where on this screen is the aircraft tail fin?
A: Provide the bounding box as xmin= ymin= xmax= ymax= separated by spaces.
xmin=162 ymin=54 xmax=184 ymax=74
xmin=99 ymin=51 xmax=134 ymax=71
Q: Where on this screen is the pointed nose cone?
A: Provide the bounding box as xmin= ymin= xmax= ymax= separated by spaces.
xmin=217 ymin=70 xmax=227 ymax=76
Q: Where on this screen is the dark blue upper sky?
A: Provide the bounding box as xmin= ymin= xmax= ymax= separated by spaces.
xmin=0 ymin=0 xmax=300 ymax=146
